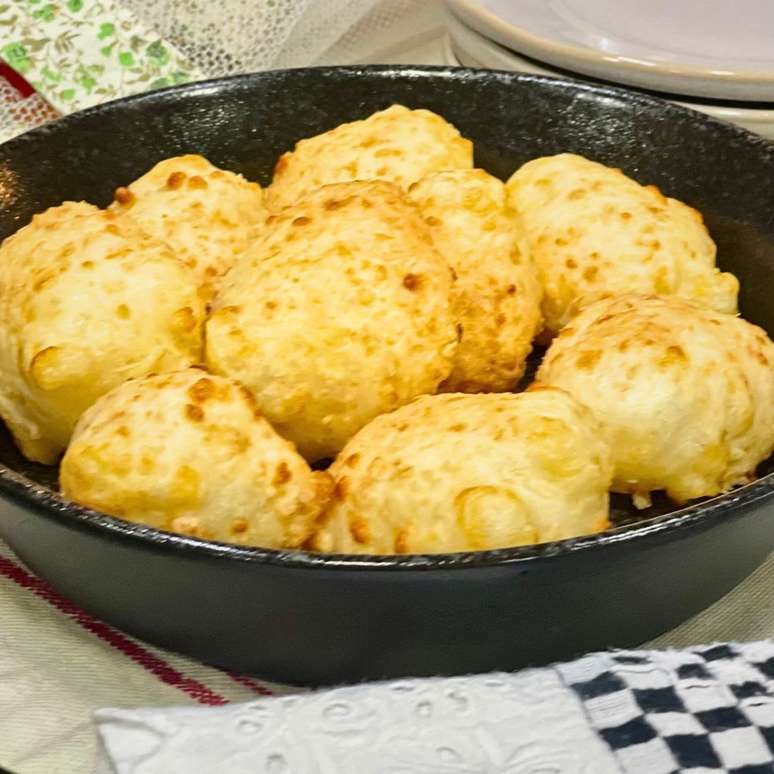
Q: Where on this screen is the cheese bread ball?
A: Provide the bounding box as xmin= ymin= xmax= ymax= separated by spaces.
xmin=61 ymin=369 xmax=331 ymax=548
xmin=506 ymin=153 xmax=739 ymax=333
xmin=408 ymin=169 xmax=542 ymax=392
xmin=265 ymin=104 xmax=473 ymax=210
xmin=0 ymin=202 xmax=205 ymax=464
xmin=206 ymin=180 xmax=458 ymax=462
xmin=538 ymin=294 xmax=774 ymax=506
xmin=111 ymin=154 xmax=266 ymax=288
xmin=313 ymin=388 xmax=613 ymax=554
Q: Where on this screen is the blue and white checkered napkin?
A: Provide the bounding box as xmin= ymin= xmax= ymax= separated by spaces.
xmin=95 ymin=640 xmax=774 ymax=773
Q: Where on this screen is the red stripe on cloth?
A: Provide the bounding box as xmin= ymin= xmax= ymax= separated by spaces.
xmin=0 ymin=64 xmax=36 ymax=98
xmin=0 ymin=553 xmax=228 ymax=706
xmin=224 ymin=671 xmax=274 ymax=697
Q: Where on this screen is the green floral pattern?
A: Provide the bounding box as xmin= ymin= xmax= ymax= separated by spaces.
xmin=0 ymin=0 xmax=202 ymax=113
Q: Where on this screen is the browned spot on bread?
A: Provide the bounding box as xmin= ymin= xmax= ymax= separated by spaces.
xmin=231 ymin=518 xmax=248 ymax=534
xmin=185 ymin=403 xmax=204 ymax=422
xmin=187 ymin=175 xmax=208 ymax=190
xmin=506 ymin=284 xmax=516 ymax=294
xmin=114 ymin=186 xmax=134 ymax=205
xmin=239 ymin=386 xmax=262 ymax=419
xmin=116 ymin=303 xmax=130 ymax=319
xmin=657 ymin=345 xmax=687 ymax=367
xmin=116 ymin=426 xmax=130 ymax=438
xmin=333 ymin=476 xmax=350 ymax=500
xmin=273 ymin=462 xmax=292 ymax=485
xmin=582 ymin=265 xmax=599 ymax=282
xmin=403 ymin=273 xmax=421 ymax=291
xmin=172 ymin=306 xmax=197 ymax=332
xmin=565 ymin=258 xmax=578 ymax=269
xmin=426 ymin=216 xmax=442 ymax=227
xmin=166 ymin=171 xmax=186 ymax=189
xmin=273 ymin=154 xmax=289 ymax=176
xmin=345 ymin=453 xmax=360 ymax=468
xmin=350 ymin=517 xmax=370 ymax=545
xmin=394 ymin=530 xmax=410 ymax=553
xmin=32 ymin=274 xmax=53 ymax=292
xmin=81 ymin=260 xmax=94 ymax=269
xmin=292 ymin=216 xmax=311 ymax=226
xmin=575 ymin=350 xmax=602 ymax=369
xmin=188 ymin=377 xmax=215 ymax=404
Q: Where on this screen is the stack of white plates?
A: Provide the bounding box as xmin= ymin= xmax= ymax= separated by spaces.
xmin=444 ymin=0 xmax=774 ymax=140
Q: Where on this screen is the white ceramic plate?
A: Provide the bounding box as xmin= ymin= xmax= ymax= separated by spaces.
xmin=446 ymin=0 xmax=774 ymax=102
xmin=444 ymin=14 xmax=774 ymax=142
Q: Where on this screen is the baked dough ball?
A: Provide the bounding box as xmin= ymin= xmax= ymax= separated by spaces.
xmin=0 ymin=202 xmax=205 ymax=464
xmin=506 ymin=153 xmax=739 ymax=333
xmin=61 ymin=369 xmax=331 ymax=548
xmin=408 ymin=169 xmax=542 ymax=392
xmin=313 ymin=388 xmax=613 ymax=554
xmin=265 ymin=105 xmax=473 ymax=210
xmin=206 ymin=180 xmax=458 ymax=462
xmin=111 ymin=154 xmax=266 ymax=288
xmin=538 ymin=294 xmax=774 ymax=506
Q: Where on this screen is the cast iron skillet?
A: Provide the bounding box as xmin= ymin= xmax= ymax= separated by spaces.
xmin=0 ymin=66 xmax=773 ymax=686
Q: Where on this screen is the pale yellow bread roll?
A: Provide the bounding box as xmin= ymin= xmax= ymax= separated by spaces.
xmin=408 ymin=169 xmax=542 ymax=392
xmin=206 ymin=180 xmax=458 ymax=462
xmin=538 ymin=294 xmax=774 ymax=505
xmin=61 ymin=369 xmax=332 ymax=549
xmin=313 ymin=388 xmax=613 ymax=554
xmin=0 ymin=202 xmax=205 ymax=463
xmin=110 ymin=154 xmax=266 ymax=289
xmin=506 ymin=153 xmax=739 ymax=333
xmin=265 ymin=104 xmax=473 ymax=210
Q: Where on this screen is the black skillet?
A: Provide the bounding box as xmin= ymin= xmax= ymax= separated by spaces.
xmin=0 ymin=66 xmax=773 ymax=685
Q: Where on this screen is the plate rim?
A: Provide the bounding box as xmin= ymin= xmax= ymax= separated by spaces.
xmin=445 ymin=0 xmax=774 ymax=101
xmin=445 ymin=11 xmax=774 ymax=127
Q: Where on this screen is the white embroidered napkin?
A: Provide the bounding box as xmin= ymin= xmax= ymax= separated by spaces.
xmin=94 ymin=669 xmax=620 ymax=774
xmin=93 ymin=641 xmax=774 ymax=774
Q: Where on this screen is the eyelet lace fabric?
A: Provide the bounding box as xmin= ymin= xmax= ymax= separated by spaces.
xmin=95 ymin=641 xmax=774 ymax=774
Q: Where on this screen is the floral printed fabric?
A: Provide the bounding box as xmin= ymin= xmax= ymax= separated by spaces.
xmin=0 ymin=0 xmax=201 ymax=113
